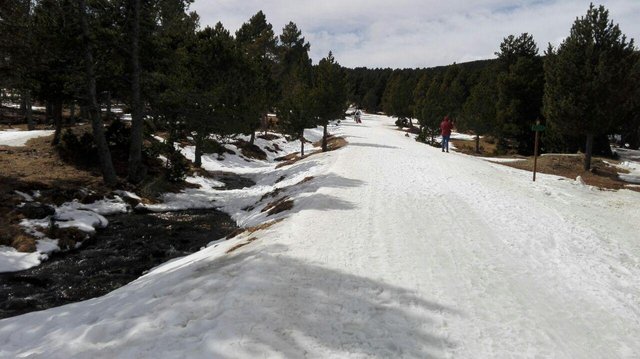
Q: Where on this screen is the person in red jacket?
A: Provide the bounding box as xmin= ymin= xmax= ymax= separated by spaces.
xmin=440 ymin=115 xmax=453 ymax=152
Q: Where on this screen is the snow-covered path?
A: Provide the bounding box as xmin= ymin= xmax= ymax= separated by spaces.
xmin=1 ymin=115 xmax=639 ymax=358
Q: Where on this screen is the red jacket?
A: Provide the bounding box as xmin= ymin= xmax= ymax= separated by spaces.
xmin=440 ymin=118 xmax=453 ymax=136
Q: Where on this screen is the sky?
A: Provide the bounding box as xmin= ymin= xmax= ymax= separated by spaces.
xmin=190 ymin=1 xmax=640 ymax=69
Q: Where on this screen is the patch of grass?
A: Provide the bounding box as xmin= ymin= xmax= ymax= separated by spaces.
xmin=225 ymin=237 xmax=258 ymax=254
xmin=501 ymin=154 xmax=636 ymax=191
xmin=233 ymin=139 xmax=267 ymax=160
xmin=263 ymin=197 xmax=294 ymax=216
xmin=11 ymin=234 xmax=37 ymax=252
xmin=225 ymin=219 xmax=284 ymax=239
xmin=276 ymin=136 xmax=348 ymax=169
xmin=451 ymin=136 xmax=499 ymax=156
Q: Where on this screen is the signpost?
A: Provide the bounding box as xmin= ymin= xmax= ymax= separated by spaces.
xmin=531 ymin=120 xmax=546 ymax=181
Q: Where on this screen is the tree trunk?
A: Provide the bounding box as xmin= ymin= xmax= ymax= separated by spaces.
xmin=80 ymin=105 xmax=88 ymax=121
xmin=69 ymin=101 xmax=76 ymax=125
xmin=79 ymin=0 xmax=117 ymax=187
xmin=24 ymin=89 xmax=34 ymax=130
xmin=105 ymin=91 xmax=112 ymax=121
xmin=322 ymin=123 xmax=328 ymax=152
xmin=51 ymin=99 xmax=63 ymax=145
xmin=584 ymin=133 xmax=594 ymax=171
xmin=250 ymin=130 xmax=255 ymax=145
xmin=475 ymin=134 xmax=480 ymax=154
xmin=128 ymin=0 xmax=145 ymax=184
xmin=194 ymin=133 xmax=203 ymax=168
xmin=20 ymin=92 xmax=26 ymax=114
xmin=262 ymin=113 xmax=267 ymax=135
xmin=46 ymin=101 xmax=53 ymax=124
xmin=300 ymin=130 xmax=305 ymax=157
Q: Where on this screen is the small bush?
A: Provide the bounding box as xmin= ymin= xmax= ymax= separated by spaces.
xmin=165 ymin=146 xmax=189 ymax=183
xmin=395 ymin=118 xmax=409 ymax=128
xmin=105 ymin=120 xmax=130 ymax=148
xmin=58 ymin=129 xmax=98 ymax=167
xmin=202 ymin=138 xmax=227 ymax=155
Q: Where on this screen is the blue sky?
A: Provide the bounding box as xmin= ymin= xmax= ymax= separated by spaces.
xmin=190 ymin=0 xmax=640 ymax=69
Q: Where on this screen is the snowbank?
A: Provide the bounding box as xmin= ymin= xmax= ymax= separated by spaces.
xmin=0 ymin=130 xmax=54 ymax=146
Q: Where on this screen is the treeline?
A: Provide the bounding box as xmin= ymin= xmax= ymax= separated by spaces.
xmin=345 ymin=4 xmax=640 ymax=170
xmin=0 ymin=1 xmax=347 ymax=186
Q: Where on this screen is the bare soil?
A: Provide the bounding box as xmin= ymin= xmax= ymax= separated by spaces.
xmin=451 ymin=135 xmax=638 ymax=192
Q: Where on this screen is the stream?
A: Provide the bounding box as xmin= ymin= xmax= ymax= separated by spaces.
xmin=0 ymin=171 xmax=254 ymax=319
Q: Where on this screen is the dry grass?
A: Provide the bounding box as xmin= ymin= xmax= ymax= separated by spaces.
xmin=451 ymin=136 xmax=499 ymax=156
xmin=262 ymin=196 xmax=294 ymax=216
xmin=11 ymin=234 xmax=37 ymax=252
xmin=225 ymin=219 xmax=284 ymax=239
xmin=276 ymin=136 xmax=348 ymax=169
xmin=501 ymin=154 xmax=637 ymax=191
xmin=447 ymin=135 xmax=637 ymax=192
xmin=0 ymin=134 xmax=105 ymax=190
xmin=225 ymin=237 xmax=258 ymax=254
xmin=0 ymin=132 xmax=108 ymax=250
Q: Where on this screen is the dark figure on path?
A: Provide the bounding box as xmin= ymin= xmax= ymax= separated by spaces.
xmin=355 ymin=110 xmax=362 ymax=124
xmin=440 ymin=116 xmax=453 ymax=153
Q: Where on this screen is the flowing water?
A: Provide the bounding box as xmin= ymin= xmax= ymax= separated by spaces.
xmin=0 ymin=171 xmax=254 ymax=319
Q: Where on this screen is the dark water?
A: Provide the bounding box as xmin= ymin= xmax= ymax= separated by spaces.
xmin=0 ymin=171 xmax=252 ymax=319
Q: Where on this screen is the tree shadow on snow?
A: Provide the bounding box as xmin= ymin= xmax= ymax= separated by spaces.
xmin=4 ymin=248 xmax=460 ymax=358
xmin=348 ymin=142 xmax=400 ymax=150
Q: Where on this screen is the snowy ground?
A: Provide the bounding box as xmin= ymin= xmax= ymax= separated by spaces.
xmin=0 ymin=129 xmax=55 ymax=146
xmin=1 ymin=114 xmax=640 ymax=358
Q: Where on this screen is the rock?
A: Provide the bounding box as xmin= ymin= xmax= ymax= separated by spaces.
xmin=15 ymin=202 xmax=55 ymax=219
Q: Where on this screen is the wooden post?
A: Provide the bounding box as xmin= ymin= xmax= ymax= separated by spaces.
xmin=532 ymin=119 xmax=544 ymax=182
xmin=533 ymin=128 xmax=539 ymax=182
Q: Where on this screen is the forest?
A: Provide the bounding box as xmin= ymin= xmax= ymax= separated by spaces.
xmin=1 ymin=1 xmax=639 ymax=188
xmin=0 ymin=0 xmax=347 ymax=187
xmin=346 ymin=4 xmax=639 ymax=170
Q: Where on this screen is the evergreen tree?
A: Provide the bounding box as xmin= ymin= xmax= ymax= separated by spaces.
xmin=382 ymin=71 xmax=415 ymax=126
xmin=313 ymin=51 xmax=347 ymax=152
xmin=544 ymin=4 xmax=638 ymax=170
xmin=187 ymin=23 xmax=241 ymax=167
xmin=77 ymin=0 xmax=117 ymax=186
xmin=461 ymin=71 xmax=498 ymax=153
xmin=0 ymin=0 xmax=37 ymax=130
xmin=236 ymin=11 xmax=278 ymax=143
xmin=495 ymin=33 xmax=544 ymax=155
xmin=276 ymin=22 xmax=314 ymax=157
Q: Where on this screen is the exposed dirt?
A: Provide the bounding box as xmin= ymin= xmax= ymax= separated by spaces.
xmin=275 ymin=135 xmax=347 ymax=169
xmin=450 ymin=135 xmax=637 ymax=192
xmin=501 ymin=154 xmax=637 ymax=192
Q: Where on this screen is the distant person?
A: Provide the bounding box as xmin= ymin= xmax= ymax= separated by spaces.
xmin=440 ymin=115 xmax=453 ymax=152
xmin=355 ymin=109 xmax=362 ymax=124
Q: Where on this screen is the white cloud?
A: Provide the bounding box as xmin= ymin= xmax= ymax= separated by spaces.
xmin=190 ymin=0 xmax=640 ymax=68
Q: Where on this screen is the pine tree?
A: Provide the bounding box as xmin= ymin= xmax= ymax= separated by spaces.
xmin=78 ymin=0 xmax=117 ymax=186
xmin=276 ymin=22 xmax=315 ymax=157
xmin=544 ymin=4 xmax=638 ymax=170
xmin=495 ymin=33 xmax=544 ymax=155
xmin=382 ymin=71 xmax=415 ymax=126
xmin=461 ymin=71 xmax=498 ymax=153
xmin=314 ymin=51 xmax=347 ymax=152
xmin=236 ymin=11 xmax=278 ymax=143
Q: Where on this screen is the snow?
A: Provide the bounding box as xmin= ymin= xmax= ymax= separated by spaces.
xmin=614 ymin=147 xmax=640 ymax=185
xmin=0 ymin=195 xmax=131 ymax=273
xmin=0 ymin=129 xmax=54 ymax=146
xmin=0 ymin=247 xmax=43 ymax=272
xmin=2 ymin=114 xmax=640 ymax=358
